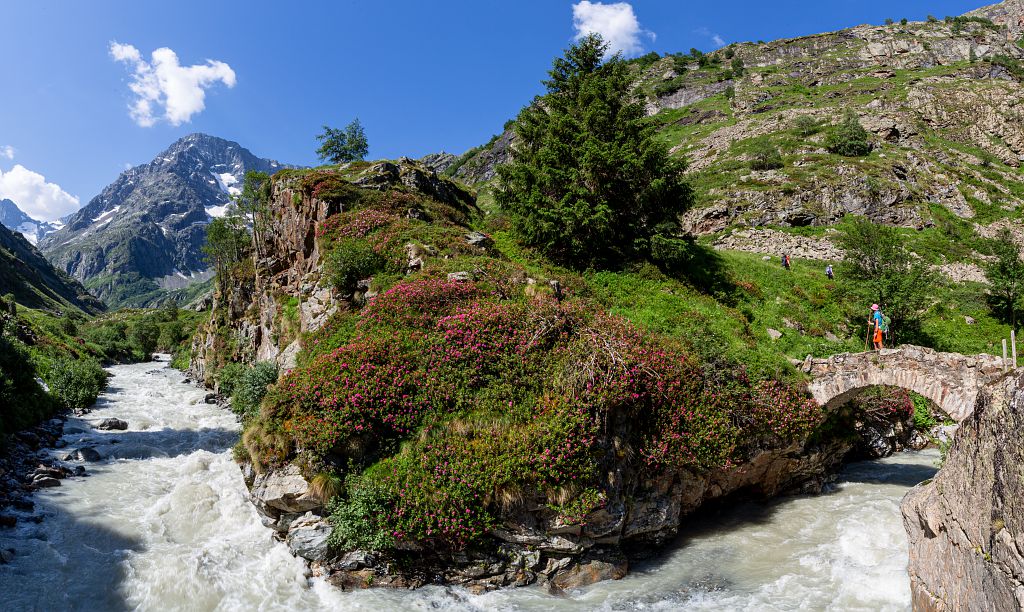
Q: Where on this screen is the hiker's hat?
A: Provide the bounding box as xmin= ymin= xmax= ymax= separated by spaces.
xmin=871 ymin=304 xmax=879 ymax=311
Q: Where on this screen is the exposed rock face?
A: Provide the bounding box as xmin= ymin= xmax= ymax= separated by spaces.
xmin=713 ymin=228 xmax=845 ymax=261
xmin=188 ymin=158 xmax=474 ymax=383
xmin=0 ymin=198 xmax=61 ymax=246
xmin=40 ymin=133 xmax=288 ymax=307
xmin=902 ymin=370 xmax=1024 ymax=611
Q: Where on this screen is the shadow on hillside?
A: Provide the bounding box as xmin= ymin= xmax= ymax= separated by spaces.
xmin=661 ymin=240 xmax=739 ymax=305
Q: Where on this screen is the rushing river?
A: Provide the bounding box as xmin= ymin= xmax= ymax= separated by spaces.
xmin=0 ymin=357 xmax=938 ymax=611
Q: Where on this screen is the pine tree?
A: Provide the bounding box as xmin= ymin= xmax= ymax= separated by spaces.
xmin=496 ymin=34 xmax=691 ymax=267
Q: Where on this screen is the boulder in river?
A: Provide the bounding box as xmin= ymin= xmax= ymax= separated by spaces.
xmin=96 ymin=418 xmax=128 ymax=431
xmin=32 ymin=476 xmax=61 ymax=488
xmin=63 ymin=447 xmax=102 ymax=462
xmin=551 ymin=552 xmax=628 ymax=591
xmin=286 ymin=512 xmax=332 ymax=562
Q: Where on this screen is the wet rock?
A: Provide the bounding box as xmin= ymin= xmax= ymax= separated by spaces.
xmin=204 ymin=393 xmax=218 ymax=405
xmin=96 ymin=418 xmax=128 ymax=431
xmin=286 ymin=512 xmax=331 ymax=562
xmin=551 ymin=552 xmax=628 ymax=591
xmin=32 ymin=476 xmax=60 ymax=488
xmin=338 ymin=549 xmax=375 ymax=570
xmin=14 ymin=431 xmax=39 ymax=448
xmin=0 ymin=515 xmax=16 ymax=528
xmin=0 ymin=548 xmax=13 ymax=563
xmin=63 ymin=447 xmax=102 ymax=462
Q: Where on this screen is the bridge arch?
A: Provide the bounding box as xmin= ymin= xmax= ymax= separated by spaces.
xmin=805 ymin=345 xmax=1006 ymax=422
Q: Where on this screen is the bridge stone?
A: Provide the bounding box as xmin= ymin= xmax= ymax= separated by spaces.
xmin=806 ymin=345 xmax=1007 ymax=422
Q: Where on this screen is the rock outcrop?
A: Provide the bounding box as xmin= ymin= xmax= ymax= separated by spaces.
xmin=902 ymin=369 xmax=1024 ymax=611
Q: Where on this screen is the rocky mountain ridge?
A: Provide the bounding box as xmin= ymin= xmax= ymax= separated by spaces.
xmin=0 ymin=221 xmax=104 ymax=315
xmin=0 ymin=199 xmax=62 ymax=246
xmin=40 ymin=133 xmax=287 ymax=308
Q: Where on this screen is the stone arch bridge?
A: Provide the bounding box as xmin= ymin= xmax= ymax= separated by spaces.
xmin=805 ymin=345 xmax=1008 ymax=422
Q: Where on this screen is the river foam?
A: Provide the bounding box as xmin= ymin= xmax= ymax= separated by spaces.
xmin=0 ymin=357 xmax=936 ymax=611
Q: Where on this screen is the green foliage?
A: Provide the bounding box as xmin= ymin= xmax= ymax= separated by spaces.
xmin=130 ymin=316 xmax=160 ymax=356
xmin=750 ymin=140 xmax=784 ymax=171
xmin=730 ymin=56 xmax=745 ymax=76
xmin=912 ymin=393 xmax=938 ymax=431
xmin=0 ymin=334 xmax=54 ymax=434
xmin=885 ymin=18 xmax=894 ymax=25
xmin=44 ymin=357 xmax=107 ymax=411
xmin=325 ymin=237 xmax=385 ymax=293
xmin=836 ymin=216 xmax=937 ymax=343
xmin=901 ymin=18 xmax=908 ymax=25
xmin=495 ymin=34 xmax=692 ymax=267
xmin=793 ymin=115 xmax=821 ymax=136
xmin=316 ymin=119 xmax=369 ymax=164
xmin=327 ymin=474 xmax=396 ymax=552
xmin=985 ymin=228 xmax=1024 ymax=330
xmin=230 ymin=361 xmax=278 ymax=422
xmin=825 ymin=111 xmax=872 ymax=156
xmin=203 ymin=214 xmax=251 ymax=295
xmin=236 ymin=170 xmax=272 ymax=258
xmin=991 ymin=54 xmax=1024 ymax=79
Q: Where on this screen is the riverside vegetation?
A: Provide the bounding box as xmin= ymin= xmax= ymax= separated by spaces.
xmin=182 ymin=32 xmax=1003 ymax=591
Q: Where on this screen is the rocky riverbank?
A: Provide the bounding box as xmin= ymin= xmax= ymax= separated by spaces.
xmin=902 ymin=369 xmax=1024 ymax=611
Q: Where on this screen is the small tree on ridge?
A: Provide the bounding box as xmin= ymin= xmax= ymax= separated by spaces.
xmin=317 ymin=119 xmax=369 ymax=164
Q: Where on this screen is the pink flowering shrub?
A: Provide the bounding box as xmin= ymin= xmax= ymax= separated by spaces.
xmin=256 ymin=275 xmax=825 ymax=553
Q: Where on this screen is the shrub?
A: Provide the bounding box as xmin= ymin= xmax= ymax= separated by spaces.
xmin=912 ymin=393 xmax=938 ymax=430
xmin=0 ymin=335 xmax=53 ymax=434
xmin=825 ymin=112 xmax=872 ymax=156
xmin=231 ymin=361 xmax=278 ymax=422
xmin=750 ymin=140 xmax=784 ymax=170
xmin=45 ymin=358 xmax=107 ymax=411
xmin=130 ymin=316 xmax=160 ymax=356
xmin=793 ymin=115 xmax=820 ymax=136
xmin=325 ymin=237 xmax=385 ymax=293
xmin=901 ymin=18 xmax=908 ymax=25
xmin=217 ymin=362 xmax=247 ymax=397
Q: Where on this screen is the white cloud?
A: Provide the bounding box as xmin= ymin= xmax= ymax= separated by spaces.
xmin=695 ymin=27 xmax=726 ymax=48
xmin=572 ymin=1 xmax=654 ymax=57
xmin=0 ymin=165 xmax=79 ymax=222
xmin=0 ymin=145 xmax=14 ymax=160
xmin=109 ymin=42 xmax=236 ymax=127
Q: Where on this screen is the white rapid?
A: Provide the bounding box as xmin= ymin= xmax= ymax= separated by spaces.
xmin=0 ymin=357 xmax=938 ymax=611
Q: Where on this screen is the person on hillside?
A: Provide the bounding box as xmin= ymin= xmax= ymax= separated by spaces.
xmin=826 ymin=264 xmax=834 ymax=280
xmin=869 ymin=303 xmax=884 ymax=350
xmin=782 ymin=253 xmax=791 ymax=270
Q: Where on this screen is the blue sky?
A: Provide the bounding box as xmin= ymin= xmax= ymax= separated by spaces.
xmin=0 ymin=0 xmax=988 ymax=221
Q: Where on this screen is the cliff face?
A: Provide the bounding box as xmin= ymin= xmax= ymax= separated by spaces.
xmin=902 ymin=371 xmax=1024 ymax=611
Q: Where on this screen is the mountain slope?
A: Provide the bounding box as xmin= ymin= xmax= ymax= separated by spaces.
xmin=453 ymin=1 xmax=1024 ymax=270
xmin=0 ymin=221 xmax=104 ymax=314
xmin=40 ymin=133 xmax=287 ymax=308
xmin=0 ymin=199 xmax=62 ymax=246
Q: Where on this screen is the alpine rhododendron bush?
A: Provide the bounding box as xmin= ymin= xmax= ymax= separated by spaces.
xmin=250 ymin=270 xmax=822 ymax=552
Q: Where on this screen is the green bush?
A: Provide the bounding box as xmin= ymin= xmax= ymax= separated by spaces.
xmin=750 ymin=140 xmax=784 ymax=171
xmin=326 ymin=474 xmax=396 ymax=552
xmin=912 ymin=393 xmax=937 ymax=430
xmin=230 ymin=361 xmax=278 ymax=422
xmin=825 ymin=112 xmax=872 ymax=157
xmin=130 ymin=316 xmax=160 ymax=356
xmin=793 ymin=115 xmax=820 ymax=136
xmin=325 ymin=237 xmax=384 ymax=293
xmin=0 ymin=335 xmax=54 ymax=434
xmin=45 ymin=358 xmax=107 ymax=411
xmin=217 ymin=362 xmax=248 ymax=397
